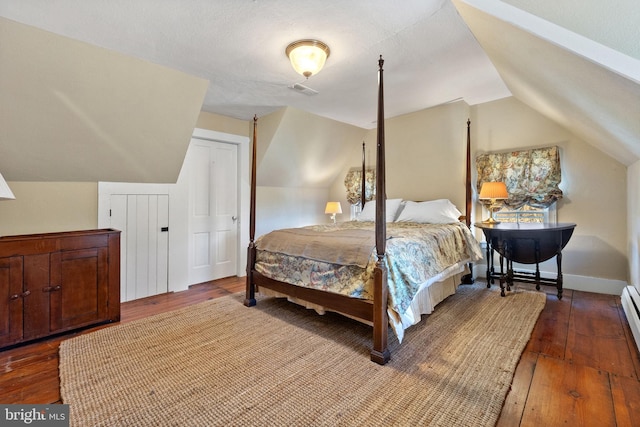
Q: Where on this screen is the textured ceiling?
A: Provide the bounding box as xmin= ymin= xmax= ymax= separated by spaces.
xmin=0 ymin=0 xmax=511 ymax=129
xmin=1 ymin=0 xmax=638 ymax=177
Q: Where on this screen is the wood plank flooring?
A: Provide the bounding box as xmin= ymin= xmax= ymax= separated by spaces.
xmin=1 ymin=276 xmax=639 ymax=426
xmin=498 ymin=284 xmax=640 ymax=426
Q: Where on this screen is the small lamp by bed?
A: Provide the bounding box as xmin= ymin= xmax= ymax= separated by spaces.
xmin=479 ymin=182 xmax=508 ymax=224
xmin=325 ymin=202 xmax=342 ymax=224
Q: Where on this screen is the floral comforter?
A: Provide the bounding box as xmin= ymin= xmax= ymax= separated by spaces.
xmin=255 ymin=221 xmax=482 ymax=319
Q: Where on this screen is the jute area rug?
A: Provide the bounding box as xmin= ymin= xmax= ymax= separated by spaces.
xmin=59 ymin=283 xmax=545 ymax=427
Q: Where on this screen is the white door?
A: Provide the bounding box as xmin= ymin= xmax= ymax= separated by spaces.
xmin=188 ymin=140 xmax=238 ymax=284
xmin=110 ymin=193 xmax=169 ymax=302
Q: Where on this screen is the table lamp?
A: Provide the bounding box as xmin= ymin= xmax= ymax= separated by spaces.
xmin=479 ymin=182 xmax=508 ymax=224
xmin=325 ymin=201 xmax=342 ymax=224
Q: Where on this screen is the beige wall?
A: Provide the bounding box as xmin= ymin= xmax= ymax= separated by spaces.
xmin=329 ymin=97 xmax=628 ymax=284
xmin=254 ymin=107 xmax=367 ymax=237
xmin=196 ymin=111 xmax=251 ymax=137
xmin=255 ymin=186 xmax=330 ymax=238
xmin=629 ymin=160 xmax=640 ymax=290
xmin=0 ymin=112 xmax=249 ymax=237
xmin=0 ymin=182 xmax=97 ymax=236
xmin=472 ymin=97 xmax=628 ymax=282
xmin=329 ymin=101 xmax=472 ymax=215
xmin=1 ymin=17 xmax=208 ymax=184
xmin=1 ymin=100 xmax=631 ymax=286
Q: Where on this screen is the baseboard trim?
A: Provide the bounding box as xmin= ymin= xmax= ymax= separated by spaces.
xmin=473 ymin=263 xmax=627 ymax=296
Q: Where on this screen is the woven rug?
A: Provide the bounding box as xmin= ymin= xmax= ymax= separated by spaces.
xmin=59 ymin=283 xmax=545 ymax=426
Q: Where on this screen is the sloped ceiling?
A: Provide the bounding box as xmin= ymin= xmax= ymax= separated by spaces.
xmin=502 ymin=0 xmax=640 ymax=60
xmin=257 ymin=108 xmax=367 ymax=188
xmin=0 ymin=17 xmax=208 ymax=182
xmin=453 ymin=0 xmax=640 ymax=166
xmin=0 ymin=1 xmax=509 ymax=130
xmin=1 ymin=0 xmax=638 ymax=184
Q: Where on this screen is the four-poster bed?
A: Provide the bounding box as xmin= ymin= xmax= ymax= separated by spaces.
xmin=244 ymin=57 xmax=480 ymax=364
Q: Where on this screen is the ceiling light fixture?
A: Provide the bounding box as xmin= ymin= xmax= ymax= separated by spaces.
xmin=285 ymin=39 xmax=330 ymax=79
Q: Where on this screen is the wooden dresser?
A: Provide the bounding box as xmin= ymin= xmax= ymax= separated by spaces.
xmin=0 ymin=229 xmax=120 ymax=348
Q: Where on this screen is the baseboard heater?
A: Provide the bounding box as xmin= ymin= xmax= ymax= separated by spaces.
xmin=621 ymin=286 xmax=640 ymax=353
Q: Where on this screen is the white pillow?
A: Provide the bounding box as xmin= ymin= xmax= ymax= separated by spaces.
xmin=395 ymin=199 xmax=462 ymax=224
xmin=357 ymin=198 xmax=403 ymax=222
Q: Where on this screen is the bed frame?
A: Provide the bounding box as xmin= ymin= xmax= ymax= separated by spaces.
xmin=244 ymin=57 xmax=473 ymax=364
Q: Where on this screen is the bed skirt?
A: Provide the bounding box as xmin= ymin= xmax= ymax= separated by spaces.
xmin=258 ymin=261 xmax=469 ymax=343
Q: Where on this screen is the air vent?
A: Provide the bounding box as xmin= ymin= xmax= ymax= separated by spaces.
xmin=288 ymin=83 xmax=318 ymax=96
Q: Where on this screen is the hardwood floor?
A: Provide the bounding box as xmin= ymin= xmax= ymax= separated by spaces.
xmin=2 ymin=276 xmax=639 ymax=426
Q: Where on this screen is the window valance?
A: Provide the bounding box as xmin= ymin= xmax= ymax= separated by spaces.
xmin=476 ymin=146 xmax=563 ymax=209
xmin=344 ymin=167 xmax=376 ymax=205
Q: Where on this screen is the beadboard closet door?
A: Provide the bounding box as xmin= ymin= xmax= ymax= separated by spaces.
xmin=109 ymin=193 xmax=169 ymax=302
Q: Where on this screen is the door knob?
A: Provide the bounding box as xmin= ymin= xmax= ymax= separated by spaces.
xmin=232 ymin=216 xmax=237 ymax=222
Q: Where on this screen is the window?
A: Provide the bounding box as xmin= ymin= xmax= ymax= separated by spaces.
xmin=344 ymin=167 xmax=376 ymax=205
xmin=476 ymin=146 xmax=563 ymax=223
xmin=492 ymin=203 xmax=557 ymax=224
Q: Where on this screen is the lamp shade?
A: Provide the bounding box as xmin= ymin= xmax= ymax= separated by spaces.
xmin=324 ymin=201 xmax=342 ymax=215
xmin=479 ymin=182 xmax=508 ymax=200
xmin=0 ymin=172 xmax=15 ymax=200
xmin=286 ymin=40 xmax=330 ymax=78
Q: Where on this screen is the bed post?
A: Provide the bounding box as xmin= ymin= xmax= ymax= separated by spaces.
xmin=461 ymin=119 xmax=475 ymax=284
xmin=361 ymin=142 xmax=366 ymax=208
xmin=244 ymin=115 xmax=258 ymax=307
xmin=371 ymin=55 xmax=390 ymax=365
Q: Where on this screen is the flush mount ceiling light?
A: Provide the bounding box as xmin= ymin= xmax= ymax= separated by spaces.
xmin=285 ymin=39 xmax=330 ymax=79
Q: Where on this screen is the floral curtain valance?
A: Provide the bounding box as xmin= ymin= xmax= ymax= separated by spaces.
xmin=476 ymin=146 xmax=563 ymax=209
xmin=344 ymin=167 xmax=376 ymax=205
